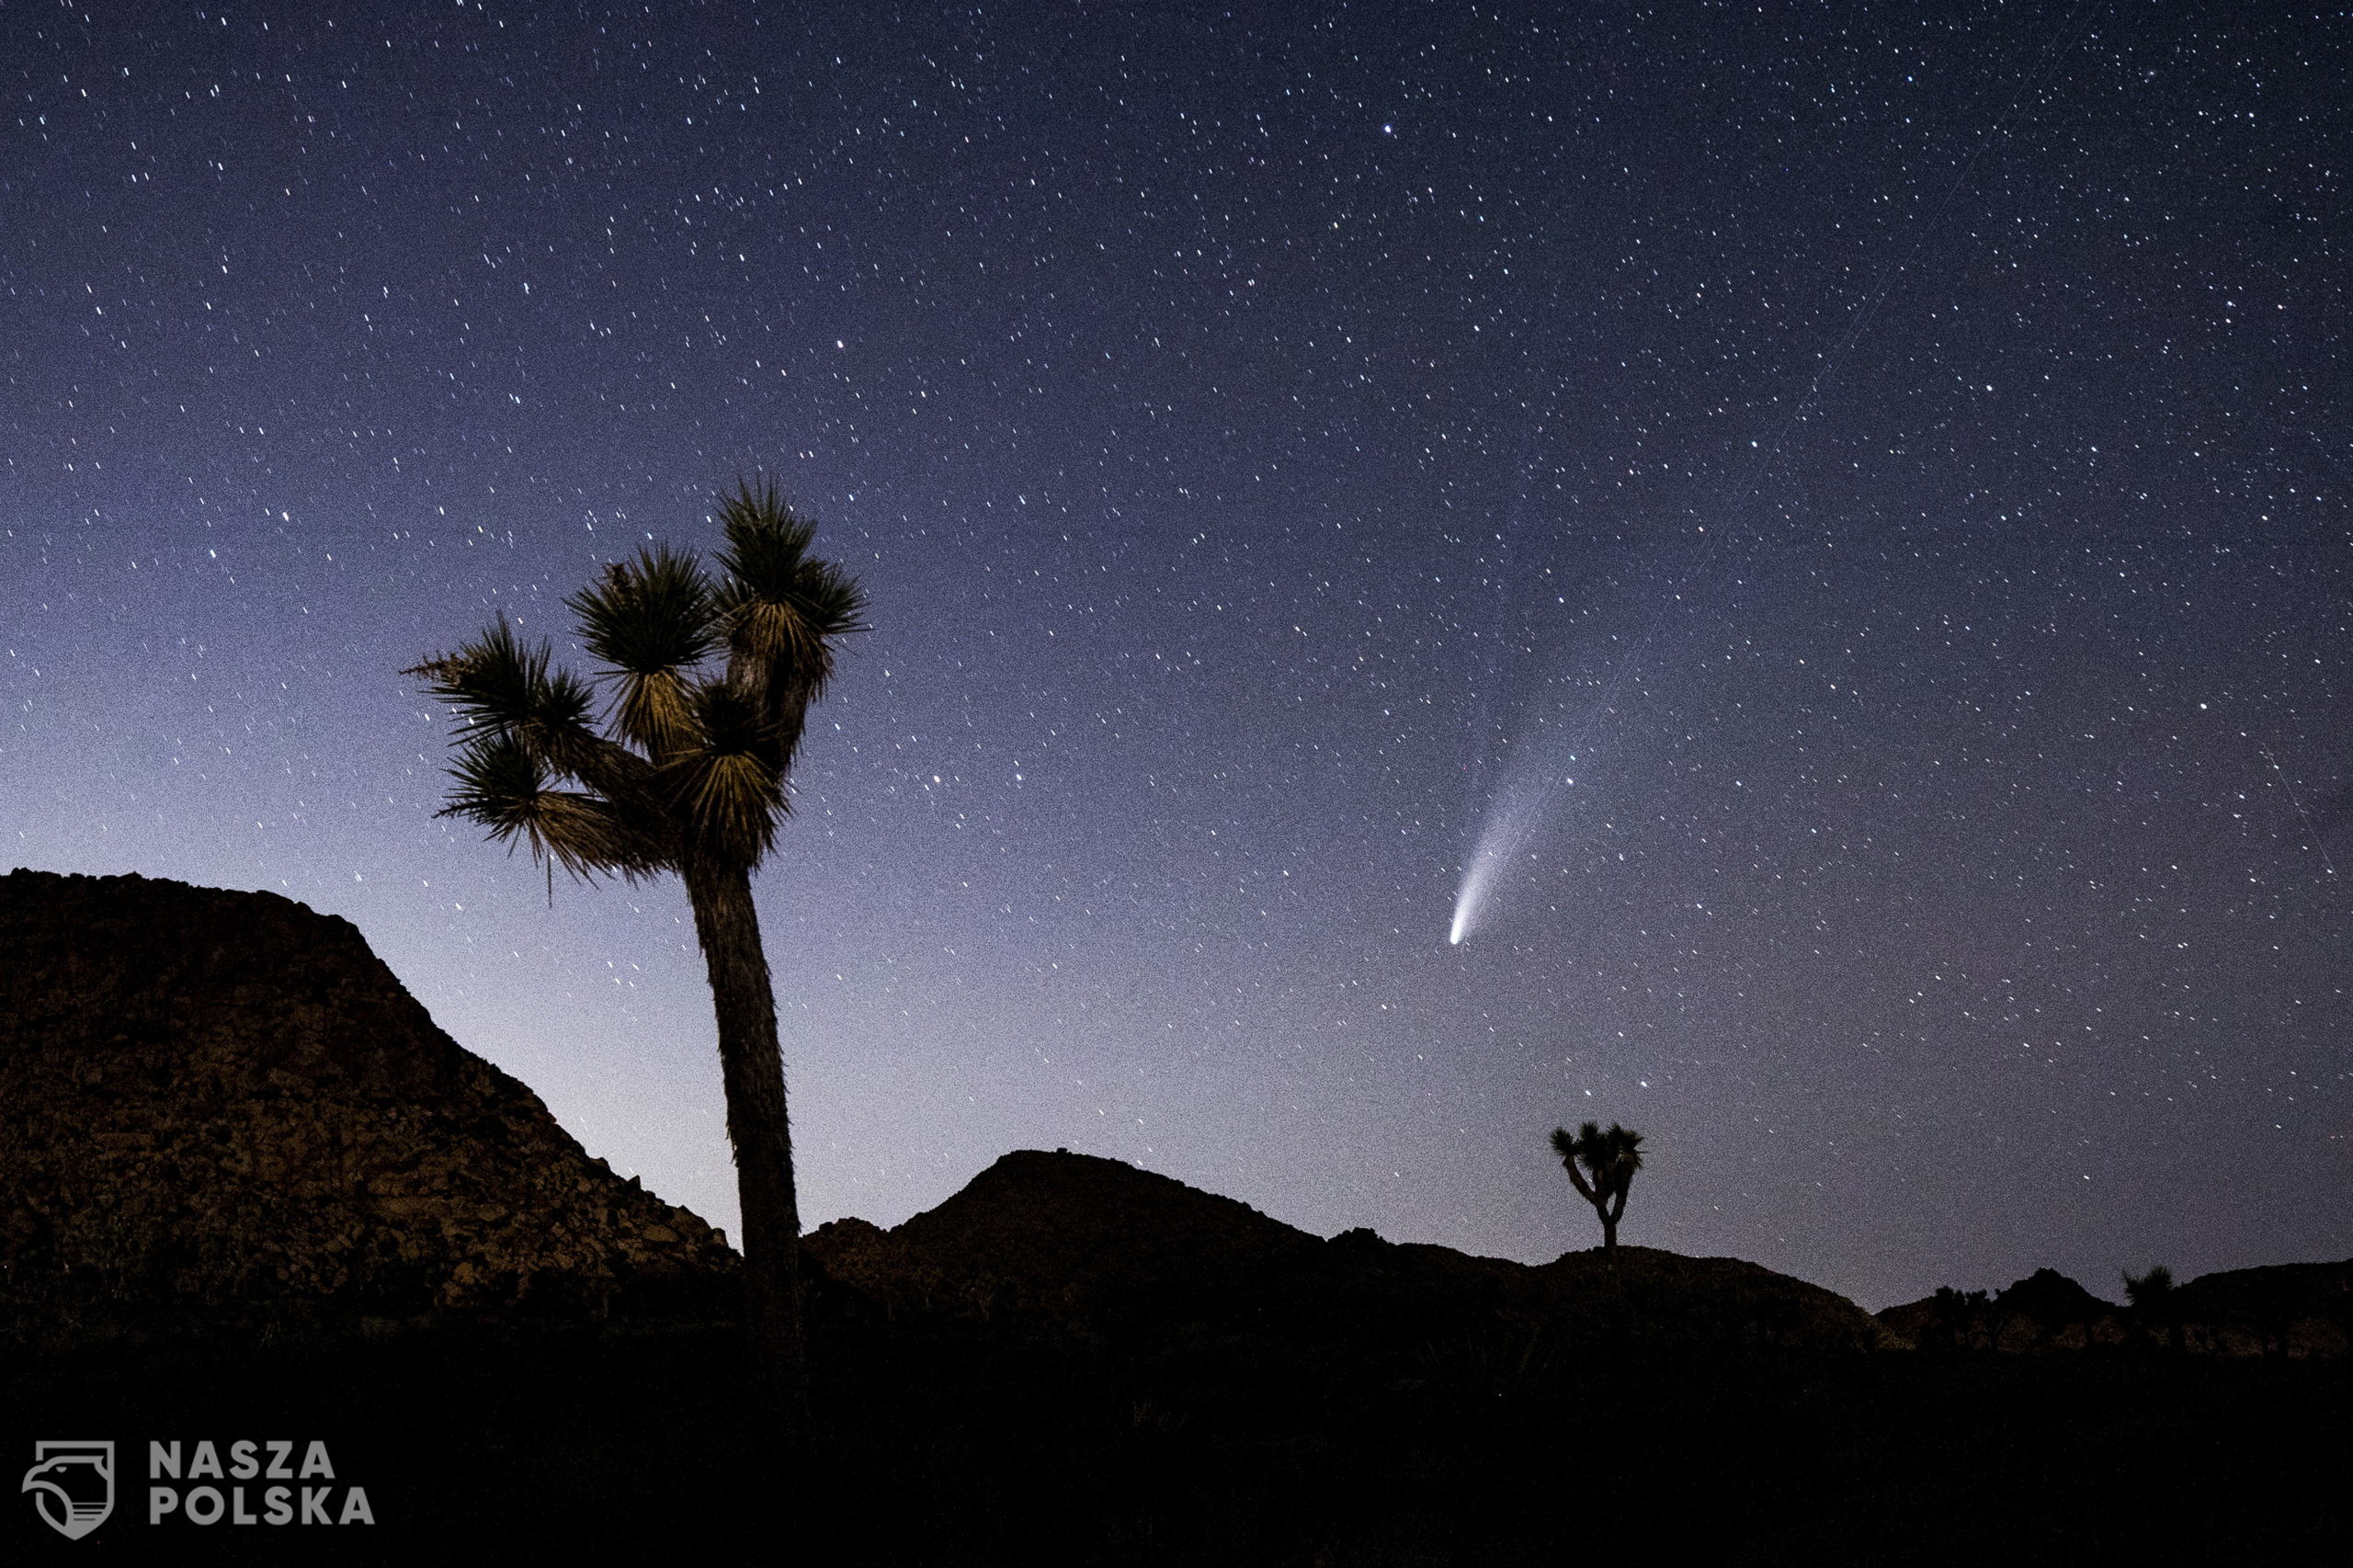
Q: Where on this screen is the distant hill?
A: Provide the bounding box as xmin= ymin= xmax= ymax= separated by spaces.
xmin=808 ymin=1147 xmax=1899 ymax=1352
xmin=1878 ymin=1261 xmax=2352 ymax=1357
xmin=809 ymin=1147 xmax=1317 ymax=1324
xmin=4 ymin=872 xmax=2346 ymax=1560
xmin=0 ymin=869 xmax=733 ymax=1323
xmin=7 ymin=869 xmax=2334 ymax=1370
xmin=2174 ymin=1260 xmax=2353 ymax=1355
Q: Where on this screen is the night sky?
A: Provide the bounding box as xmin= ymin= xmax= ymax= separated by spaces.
xmin=6 ymin=1 xmax=2347 ymax=1309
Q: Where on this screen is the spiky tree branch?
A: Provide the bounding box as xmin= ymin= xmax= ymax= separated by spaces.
xmin=1550 ymin=1120 xmax=1645 ymax=1256
xmin=408 ymin=483 xmax=865 ymax=1450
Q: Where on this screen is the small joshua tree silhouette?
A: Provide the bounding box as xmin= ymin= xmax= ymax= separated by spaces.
xmin=2123 ymin=1264 xmax=2182 ymax=1352
xmin=1550 ymin=1120 xmax=1644 ymax=1257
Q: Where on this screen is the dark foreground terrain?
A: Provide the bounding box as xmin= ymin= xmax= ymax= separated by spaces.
xmin=4 ymin=1306 xmax=2347 ymax=1567
xmin=5 ymin=873 xmax=2346 ymax=1563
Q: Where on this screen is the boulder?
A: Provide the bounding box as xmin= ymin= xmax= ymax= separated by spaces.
xmin=1533 ymin=1245 xmax=1906 ymax=1352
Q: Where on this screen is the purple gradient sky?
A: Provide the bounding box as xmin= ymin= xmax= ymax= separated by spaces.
xmin=4 ymin=1 xmax=2347 ymax=1307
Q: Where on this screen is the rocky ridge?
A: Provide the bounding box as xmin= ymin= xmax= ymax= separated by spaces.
xmin=0 ymin=869 xmax=733 ymax=1319
xmin=1878 ymin=1260 xmax=2353 ymax=1357
xmin=11 ymin=869 xmax=2332 ymax=1367
xmin=808 ymin=1147 xmax=1902 ymax=1352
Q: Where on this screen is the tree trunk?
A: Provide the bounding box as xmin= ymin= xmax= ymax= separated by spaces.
xmin=1602 ymin=1179 xmax=1631 ymax=1270
xmin=684 ymin=856 xmax=809 ymax=1447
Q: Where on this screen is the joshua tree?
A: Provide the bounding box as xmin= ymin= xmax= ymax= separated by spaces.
xmin=2123 ymin=1263 xmax=2182 ymax=1352
xmin=2121 ymin=1263 xmax=2175 ymax=1306
xmin=407 ymin=483 xmax=865 ymax=1440
xmin=1550 ymin=1120 xmax=1644 ymax=1256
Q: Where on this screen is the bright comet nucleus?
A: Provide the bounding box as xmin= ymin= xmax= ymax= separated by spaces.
xmin=1448 ymin=778 xmax=1555 ymax=946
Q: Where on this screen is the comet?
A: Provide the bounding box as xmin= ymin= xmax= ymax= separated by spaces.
xmin=1449 ymin=634 xmax=1647 ymax=946
xmin=1449 ymin=773 xmax=1565 ymax=945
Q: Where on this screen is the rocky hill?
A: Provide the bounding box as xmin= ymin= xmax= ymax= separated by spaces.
xmin=3 ymin=881 xmax=2343 ymax=1561
xmin=20 ymin=867 xmax=2323 ymax=1372
xmin=0 ymin=869 xmax=733 ymax=1322
xmin=1878 ymin=1260 xmax=2353 ymax=1357
xmin=808 ymin=1147 xmax=1898 ymax=1352
xmin=2172 ymin=1260 xmax=2353 ymax=1356
xmin=810 ymin=1147 xmax=1319 ymax=1324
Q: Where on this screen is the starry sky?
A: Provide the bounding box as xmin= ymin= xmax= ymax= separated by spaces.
xmin=5 ymin=1 xmax=2347 ymax=1309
